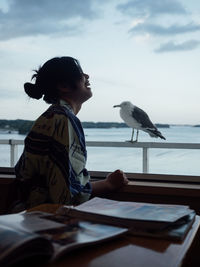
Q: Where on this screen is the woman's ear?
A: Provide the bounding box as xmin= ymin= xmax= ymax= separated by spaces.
xmin=57 ymin=82 xmax=71 ymax=93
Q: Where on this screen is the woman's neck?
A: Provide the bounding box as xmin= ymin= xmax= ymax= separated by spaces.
xmin=60 ymin=98 xmax=82 ymax=115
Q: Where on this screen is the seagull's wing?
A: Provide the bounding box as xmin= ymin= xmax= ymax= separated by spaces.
xmin=132 ymin=106 xmax=155 ymax=129
xmin=132 ymin=106 xmax=166 ymax=140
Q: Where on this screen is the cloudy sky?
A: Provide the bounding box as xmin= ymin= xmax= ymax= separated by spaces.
xmin=0 ymin=0 xmax=200 ymax=124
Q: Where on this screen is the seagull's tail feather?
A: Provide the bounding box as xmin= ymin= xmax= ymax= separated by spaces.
xmin=146 ymin=128 xmax=166 ymax=140
xmin=157 ymin=133 xmax=166 ymax=140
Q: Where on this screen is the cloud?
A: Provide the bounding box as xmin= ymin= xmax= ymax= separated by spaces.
xmin=117 ymin=0 xmax=187 ymax=18
xmin=116 ymin=0 xmax=200 ymax=53
xmin=129 ymin=22 xmax=200 ymax=36
xmin=0 ymin=0 xmax=98 ymax=40
xmin=155 ymin=40 xmax=200 ymax=53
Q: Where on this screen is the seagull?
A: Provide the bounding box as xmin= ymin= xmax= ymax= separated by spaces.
xmin=113 ymin=101 xmax=166 ymax=142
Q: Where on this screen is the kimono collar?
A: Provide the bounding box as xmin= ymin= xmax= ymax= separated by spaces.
xmin=59 ymin=99 xmax=74 ymax=114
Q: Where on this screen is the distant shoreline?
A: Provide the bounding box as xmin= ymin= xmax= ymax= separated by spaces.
xmin=0 ymin=119 xmax=199 ymax=135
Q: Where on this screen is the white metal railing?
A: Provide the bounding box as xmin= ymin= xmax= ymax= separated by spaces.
xmin=1 ymin=139 xmax=200 ymax=173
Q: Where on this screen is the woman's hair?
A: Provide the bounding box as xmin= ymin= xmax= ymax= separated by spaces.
xmin=24 ymin=56 xmax=83 ymax=104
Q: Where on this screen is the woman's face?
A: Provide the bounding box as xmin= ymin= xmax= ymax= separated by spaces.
xmin=58 ymin=66 xmax=92 ymax=106
xmin=75 ymin=73 xmax=93 ymax=103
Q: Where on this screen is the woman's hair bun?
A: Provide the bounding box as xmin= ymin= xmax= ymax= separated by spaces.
xmin=24 ymin=82 xmax=43 ymax=100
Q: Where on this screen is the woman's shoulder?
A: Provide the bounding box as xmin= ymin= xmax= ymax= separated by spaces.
xmin=42 ymin=104 xmax=68 ymax=119
xmin=30 ymin=105 xmax=70 ymax=136
xmin=34 ymin=104 xmax=70 ymax=126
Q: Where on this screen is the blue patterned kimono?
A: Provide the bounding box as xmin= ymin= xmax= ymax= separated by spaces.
xmin=15 ymin=100 xmax=91 ymax=209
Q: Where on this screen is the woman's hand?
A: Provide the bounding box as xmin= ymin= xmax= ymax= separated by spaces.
xmin=105 ymin=169 xmax=129 ymax=191
xmin=91 ymin=169 xmax=129 ymax=197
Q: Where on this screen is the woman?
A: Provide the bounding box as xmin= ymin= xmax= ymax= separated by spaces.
xmin=14 ymin=56 xmax=128 ymax=211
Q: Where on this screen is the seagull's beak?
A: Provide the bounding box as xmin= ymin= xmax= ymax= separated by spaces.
xmin=113 ymin=104 xmax=121 ymax=108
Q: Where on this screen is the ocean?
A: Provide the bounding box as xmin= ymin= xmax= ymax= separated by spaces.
xmin=0 ymin=126 xmax=200 ymax=176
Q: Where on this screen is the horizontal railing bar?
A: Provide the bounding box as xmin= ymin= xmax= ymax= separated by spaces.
xmin=0 ymin=139 xmax=24 ymax=145
xmin=86 ymin=141 xmax=200 ymax=149
xmin=1 ymin=139 xmax=200 ymax=149
xmin=0 ymin=139 xmax=12 ymax=144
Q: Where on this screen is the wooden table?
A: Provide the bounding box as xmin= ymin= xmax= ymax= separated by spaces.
xmin=33 ymin=203 xmax=199 ymax=267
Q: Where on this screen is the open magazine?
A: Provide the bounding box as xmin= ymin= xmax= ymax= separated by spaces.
xmin=58 ymin=197 xmax=196 ymax=239
xmin=0 ymin=211 xmax=128 ymax=266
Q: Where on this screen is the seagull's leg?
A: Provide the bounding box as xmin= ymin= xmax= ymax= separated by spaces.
xmin=131 ymin=128 xmax=134 ymax=142
xmin=136 ymin=130 xmax=139 ymax=142
xmin=126 ymin=128 xmax=137 ymax=143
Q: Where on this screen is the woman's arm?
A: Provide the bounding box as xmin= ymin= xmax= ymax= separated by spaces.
xmin=91 ymin=169 xmax=129 ymax=197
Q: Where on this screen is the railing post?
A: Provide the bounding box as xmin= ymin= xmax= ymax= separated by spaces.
xmin=9 ymin=139 xmax=18 ymax=167
xmin=142 ymin=147 xmax=149 ymax=173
